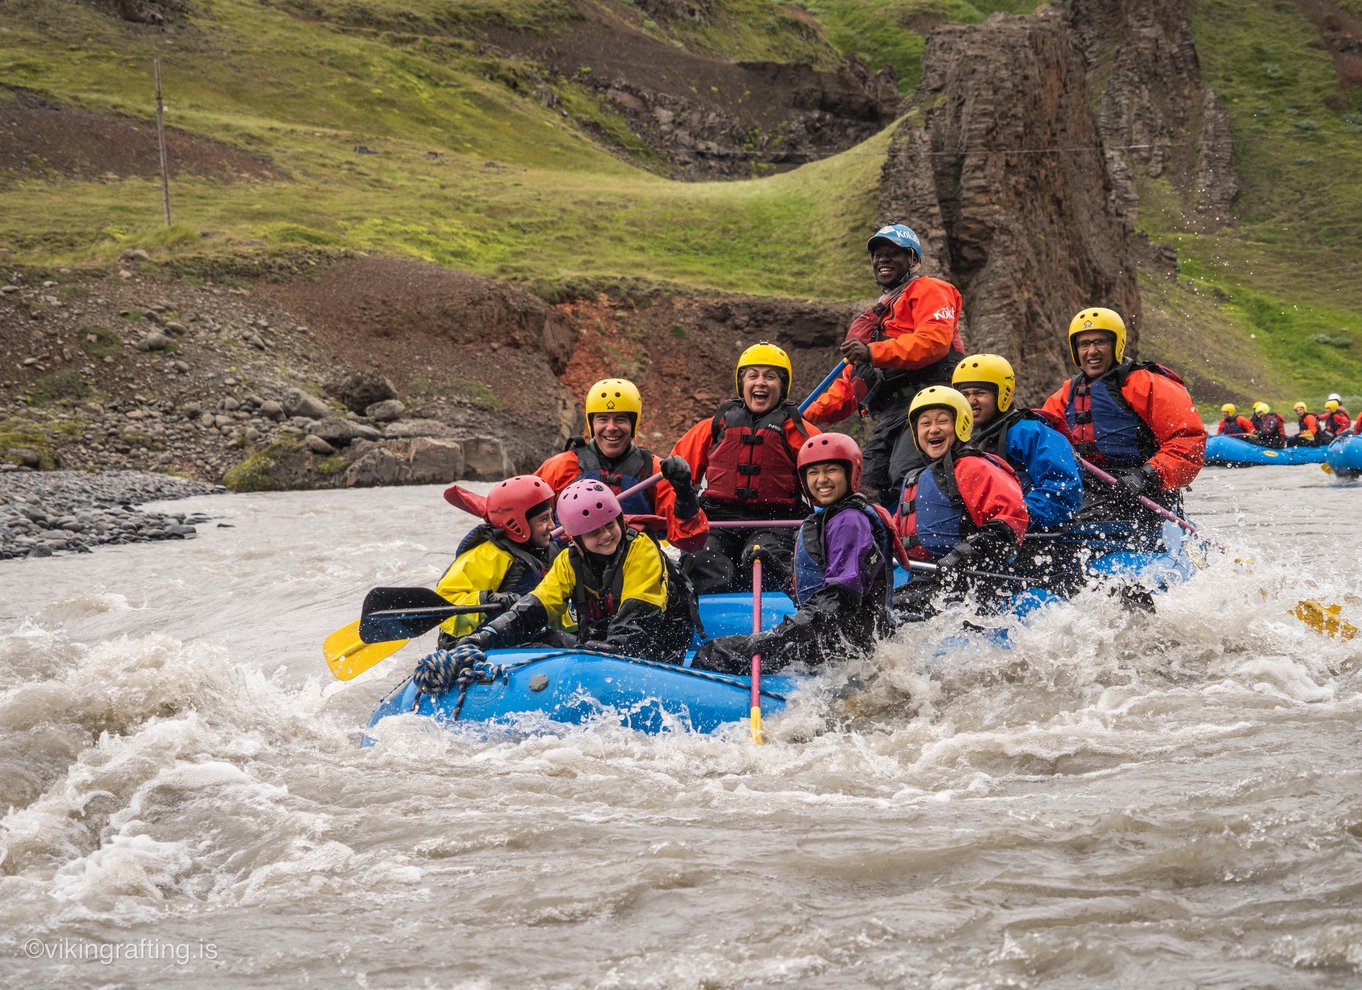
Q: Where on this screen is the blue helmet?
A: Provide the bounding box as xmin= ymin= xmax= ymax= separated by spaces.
xmin=867 ymin=223 xmax=922 ymax=259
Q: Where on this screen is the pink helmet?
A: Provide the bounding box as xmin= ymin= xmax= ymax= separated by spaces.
xmin=485 ymin=475 xmax=555 ymax=544
xmin=557 ymin=479 xmax=622 ymax=538
xmin=797 ymin=432 xmax=862 ymax=496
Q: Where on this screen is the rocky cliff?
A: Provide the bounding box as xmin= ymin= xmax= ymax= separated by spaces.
xmin=1069 ymin=0 xmax=1238 ymax=229
xmin=876 ymin=8 xmax=1142 ymax=403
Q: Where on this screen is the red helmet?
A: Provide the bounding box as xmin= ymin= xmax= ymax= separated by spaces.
xmin=797 ymin=432 xmax=862 ymax=496
xmin=485 ymin=475 xmax=555 ymax=544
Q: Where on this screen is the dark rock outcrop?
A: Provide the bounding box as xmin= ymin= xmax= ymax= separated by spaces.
xmin=877 ymin=9 xmax=1141 ymax=403
xmin=487 ymin=8 xmax=898 ymax=179
xmin=1069 ymin=0 xmax=1238 ymax=228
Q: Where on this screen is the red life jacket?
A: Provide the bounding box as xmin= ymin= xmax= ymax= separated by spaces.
xmin=1322 ymin=410 xmax=1351 ymax=435
xmin=702 ymin=400 xmax=803 ymax=510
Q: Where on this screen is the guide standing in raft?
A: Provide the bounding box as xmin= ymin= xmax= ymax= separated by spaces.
xmin=804 ymin=222 xmax=965 ymax=505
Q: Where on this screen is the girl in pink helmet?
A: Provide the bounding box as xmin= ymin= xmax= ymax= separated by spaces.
xmin=433 ymin=474 xmax=560 ymax=648
xmin=692 ymin=433 xmax=902 ymax=673
xmin=444 ymin=479 xmax=698 ymax=663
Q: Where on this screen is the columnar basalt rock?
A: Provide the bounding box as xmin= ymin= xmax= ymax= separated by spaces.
xmin=877 ymin=9 xmax=1141 ymax=404
xmin=1068 ymin=0 xmax=1238 ymax=228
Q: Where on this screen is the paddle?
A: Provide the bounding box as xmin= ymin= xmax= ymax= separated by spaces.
xmin=798 ymin=360 xmax=847 ymax=414
xmin=749 ymin=550 xmax=765 ymax=745
xmin=358 ymin=586 xmax=507 ymax=644
xmin=324 ymin=620 xmax=409 ymax=682
xmin=1077 ymin=455 xmax=1226 ymax=552
xmin=906 ymin=559 xmax=1033 ymax=585
xmin=707 ymin=519 xmax=803 ymax=529
xmin=1079 ymin=456 xmax=1354 ymax=638
xmin=323 ymin=590 xmax=508 ymax=681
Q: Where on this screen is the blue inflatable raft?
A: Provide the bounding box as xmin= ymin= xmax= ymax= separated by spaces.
xmin=1205 ymin=434 xmax=1328 ymax=466
xmin=365 ymin=529 xmax=1201 ymax=740
xmin=1326 ymin=434 xmax=1362 ymax=478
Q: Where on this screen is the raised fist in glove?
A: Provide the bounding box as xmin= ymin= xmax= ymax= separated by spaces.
xmin=740 ymin=542 xmax=767 ymax=570
xmin=660 ymin=454 xmax=694 ymax=488
xmin=661 ymin=454 xmax=701 ymax=519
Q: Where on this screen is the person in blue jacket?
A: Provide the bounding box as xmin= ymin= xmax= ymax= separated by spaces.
xmin=953 ymin=353 xmax=1085 ymax=591
xmin=691 ymin=433 xmax=898 ymax=673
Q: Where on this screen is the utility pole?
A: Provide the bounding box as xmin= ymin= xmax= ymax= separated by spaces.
xmin=154 ymin=57 xmax=171 ymax=225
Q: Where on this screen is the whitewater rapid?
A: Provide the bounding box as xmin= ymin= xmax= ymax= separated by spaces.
xmin=2 ymin=468 xmax=1360 ymax=988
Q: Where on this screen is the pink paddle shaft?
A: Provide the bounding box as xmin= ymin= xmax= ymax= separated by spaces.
xmin=750 ymin=556 xmax=762 ymax=710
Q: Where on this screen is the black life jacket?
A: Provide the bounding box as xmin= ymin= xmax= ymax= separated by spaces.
xmin=703 ymin=400 xmax=803 ymax=512
xmin=453 ymin=523 xmax=553 ymax=596
xmin=566 ymin=528 xmax=702 ymax=648
xmin=564 ymin=438 xmax=657 ymax=516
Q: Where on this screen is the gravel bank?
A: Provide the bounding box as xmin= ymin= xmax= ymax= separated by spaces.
xmin=0 ymin=468 xmax=222 ymax=560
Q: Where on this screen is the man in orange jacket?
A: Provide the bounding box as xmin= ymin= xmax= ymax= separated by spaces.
xmin=1042 ymin=307 xmax=1205 ymax=550
xmin=803 ymin=222 xmax=964 ymax=505
xmin=1289 ymin=401 xmax=1323 ymax=446
xmin=537 ymin=378 xmax=709 ymax=554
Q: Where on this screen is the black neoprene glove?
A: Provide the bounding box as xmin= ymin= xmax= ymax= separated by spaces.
xmin=1113 ymin=464 xmax=1161 ymax=497
xmin=660 ymin=455 xmax=694 ymax=489
xmin=479 ymin=591 xmax=519 ymax=612
xmin=661 ymin=455 xmax=700 ymax=519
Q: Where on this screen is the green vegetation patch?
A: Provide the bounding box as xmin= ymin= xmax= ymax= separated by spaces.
xmin=802 ymin=0 xmax=1045 ymax=91
xmin=25 ymin=369 xmax=91 ymax=406
xmin=223 ymin=440 xmax=294 ymax=492
xmin=78 ymin=326 xmax=123 ymax=359
xmin=0 ymin=420 xmax=58 ymax=469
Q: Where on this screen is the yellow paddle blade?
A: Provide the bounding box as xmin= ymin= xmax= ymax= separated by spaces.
xmin=1321 ymin=462 xmax=1333 ymax=475
xmin=323 ymin=619 xmax=411 ymax=680
xmin=750 ymin=706 xmax=765 ymax=745
xmin=1292 ymin=600 xmax=1357 ymax=641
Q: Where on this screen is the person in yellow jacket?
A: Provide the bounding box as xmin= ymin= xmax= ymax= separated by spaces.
xmin=423 ymin=481 xmax=698 ymax=686
xmin=433 ymin=474 xmax=560 ymax=647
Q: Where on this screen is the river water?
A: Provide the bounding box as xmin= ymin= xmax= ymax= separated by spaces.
xmin=1 ymin=466 xmax=1360 ymax=989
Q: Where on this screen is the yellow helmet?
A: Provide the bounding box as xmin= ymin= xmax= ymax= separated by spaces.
xmin=1294 ymin=401 xmax=1308 ymax=413
xmin=908 ymin=386 xmax=973 ymax=450
xmin=735 ymin=341 xmax=793 ymax=403
xmin=952 ymin=353 xmax=1017 ymax=412
xmin=584 ymin=378 xmax=642 ymax=436
xmin=1253 ymin=402 xmax=1270 ymax=415
xmin=1221 ymin=403 xmax=1237 ymax=415
xmin=1067 ymin=307 xmax=1127 ymax=366
xmin=1325 ymin=399 xmax=1340 ymax=412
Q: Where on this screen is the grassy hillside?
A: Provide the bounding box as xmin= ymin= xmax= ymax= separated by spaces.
xmin=1138 ymin=0 xmax=1362 ymax=409
xmin=0 ymin=0 xmax=885 ymax=296
xmin=2 ymin=0 xmax=1360 ymax=409
xmin=802 ymin=0 xmax=1044 ymax=91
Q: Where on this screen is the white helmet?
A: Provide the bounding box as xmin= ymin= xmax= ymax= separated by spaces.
xmin=1328 ymin=392 xmax=1342 ymax=403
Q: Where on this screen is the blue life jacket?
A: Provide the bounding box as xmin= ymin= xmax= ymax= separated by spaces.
xmin=897 ymin=448 xmax=1000 ymax=559
xmin=1064 ymin=362 xmax=1162 ymax=468
xmin=1220 ymin=416 xmax=1249 ymax=436
xmin=792 ymin=495 xmax=892 ymax=607
xmin=570 ymin=441 xmax=656 ymax=516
